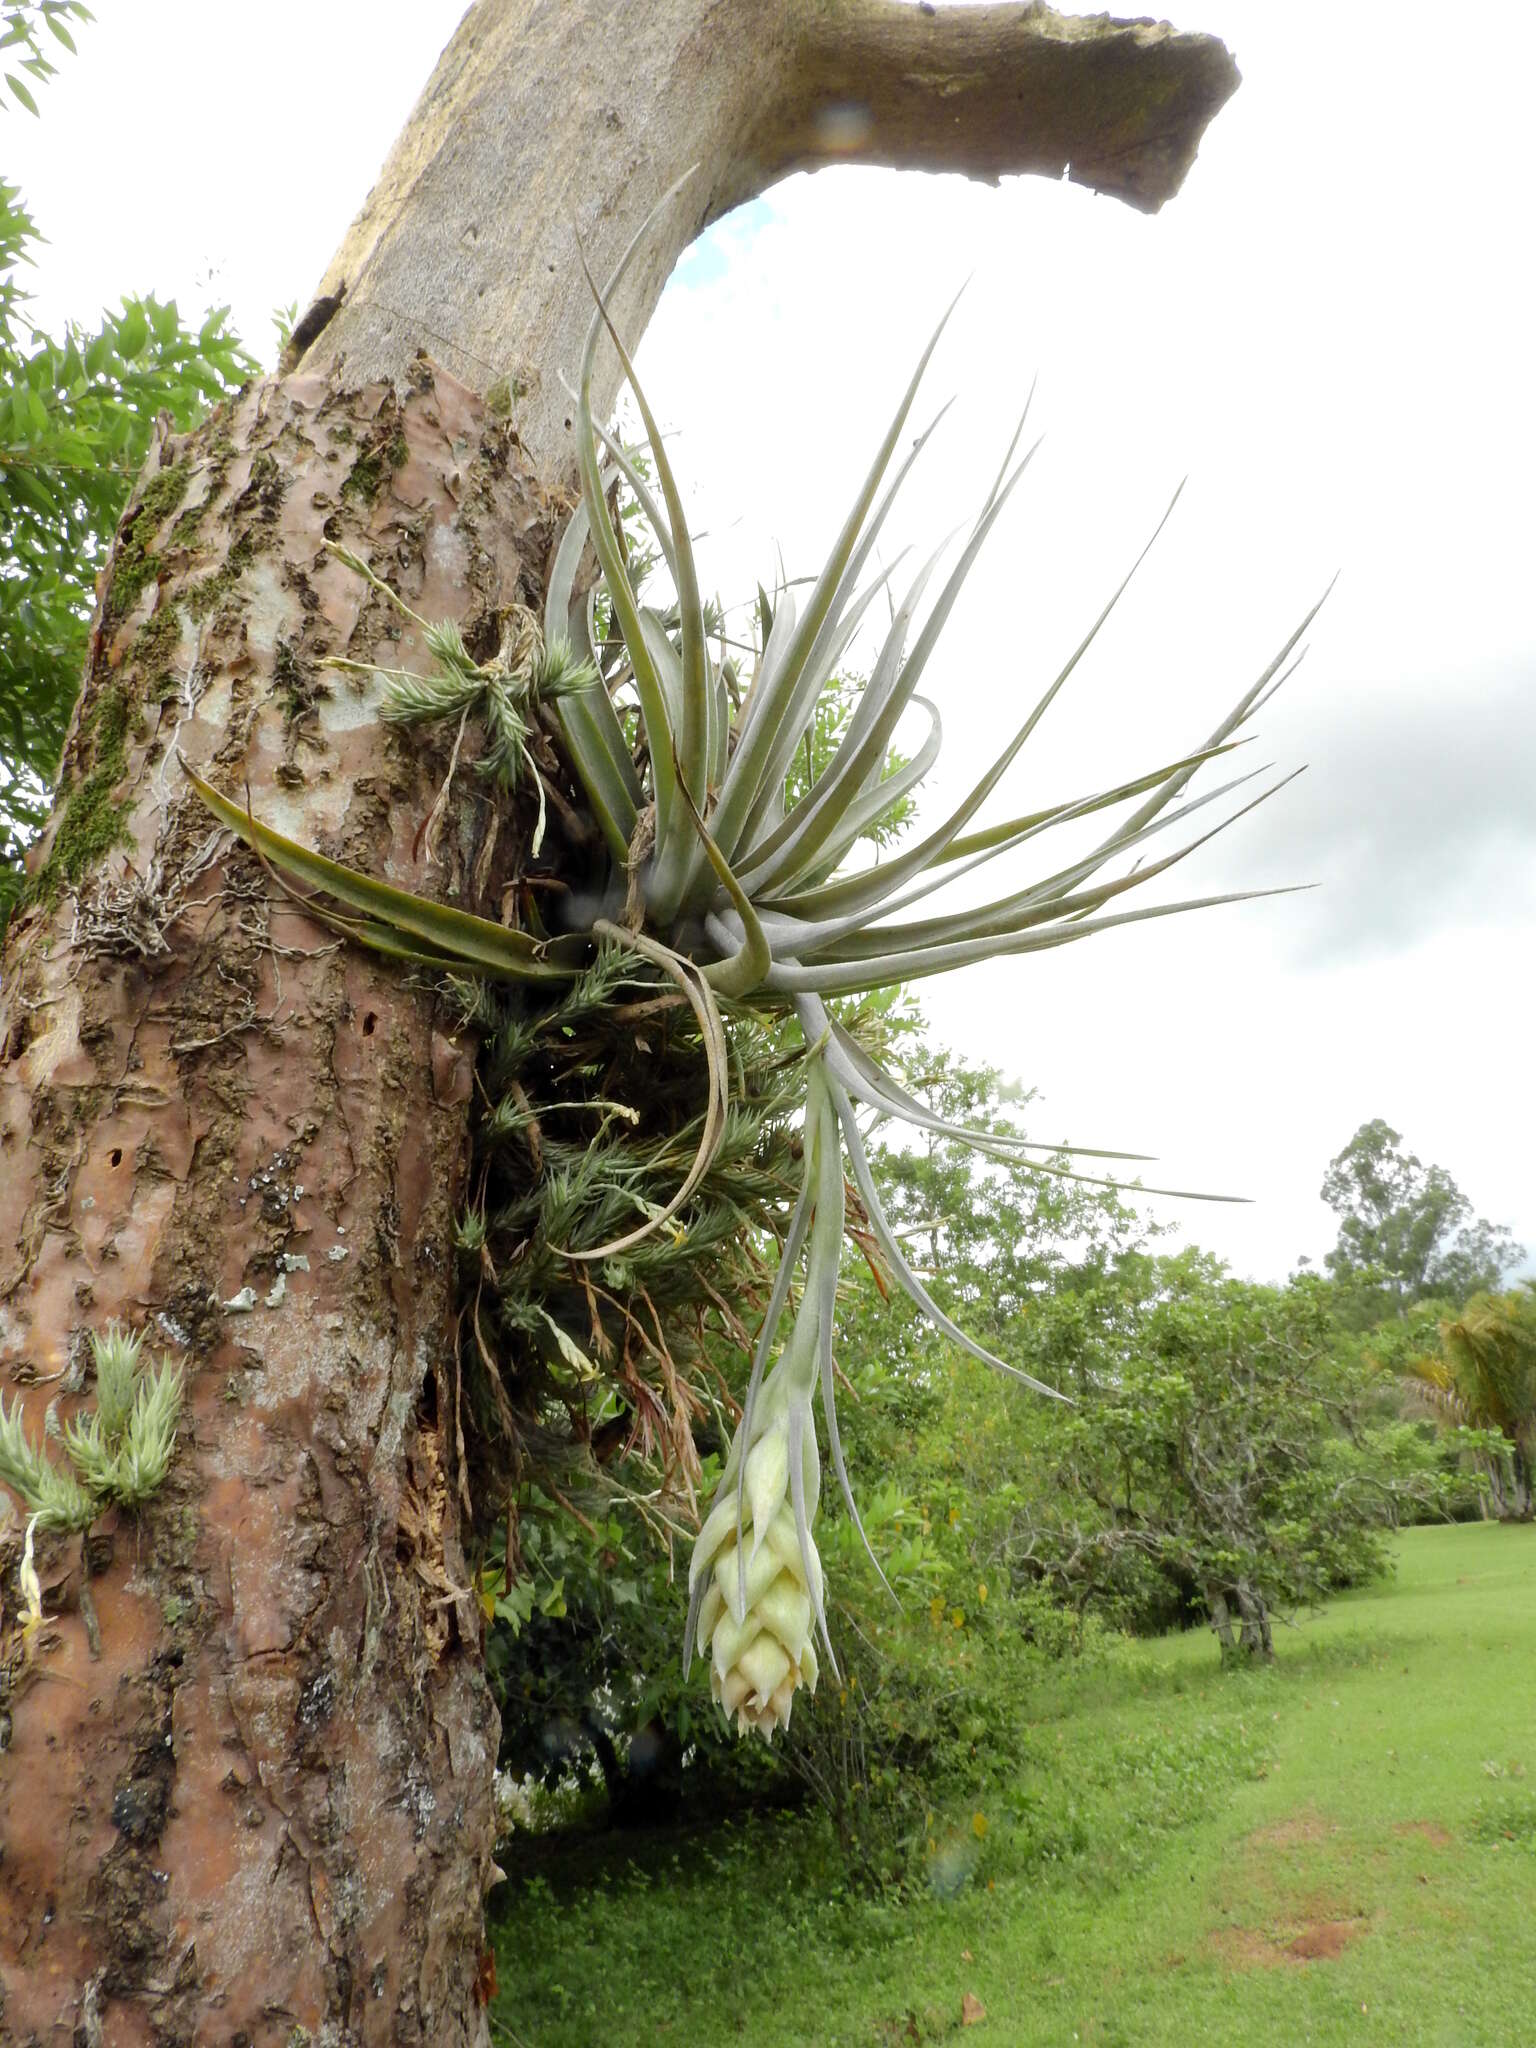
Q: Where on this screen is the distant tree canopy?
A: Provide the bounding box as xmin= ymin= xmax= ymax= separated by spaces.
xmin=1008 ymin=1255 xmax=1463 ymax=1657
xmin=1319 ymin=1118 xmax=1523 ymax=1324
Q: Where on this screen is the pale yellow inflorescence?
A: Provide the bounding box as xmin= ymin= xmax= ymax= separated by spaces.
xmin=690 ymin=1412 xmax=821 ymax=1739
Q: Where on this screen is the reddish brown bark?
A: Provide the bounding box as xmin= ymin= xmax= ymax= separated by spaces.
xmin=0 ymin=364 xmax=550 ymax=2044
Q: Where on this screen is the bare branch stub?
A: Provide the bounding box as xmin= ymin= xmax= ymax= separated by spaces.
xmin=302 ymin=0 xmax=1239 ymax=469
xmin=736 ymin=2 xmax=1242 ymax=216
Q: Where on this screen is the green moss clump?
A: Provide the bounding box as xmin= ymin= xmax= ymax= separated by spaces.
xmin=104 ymin=461 xmax=191 ymax=623
xmin=132 ymin=602 xmax=182 ymax=673
xmin=484 ymin=375 xmax=528 ymax=421
xmin=340 ymin=449 xmax=385 ymax=504
xmin=106 ymin=546 xmax=164 ymax=624
xmin=340 ymin=430 xmax=409 ymax=507
xmin=184 ymin=529 xmax=261 ymax=622
xmin=136 ymin=461 xmax=193 ymax=529
xmin=24 ymin=684 xmax=140 ymax=904
xmin=169 ymin=500 xmax=206 ymax=547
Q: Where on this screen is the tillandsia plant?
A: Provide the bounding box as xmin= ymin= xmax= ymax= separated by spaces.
xmin=0 ymin=1323 xmax=185 ymax=1534
xmin=185 ymin=177 xmax=1325 ymax=1739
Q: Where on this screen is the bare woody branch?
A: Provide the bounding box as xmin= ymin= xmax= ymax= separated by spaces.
xmin=302 ymin=0 xmax=1239 ymax=468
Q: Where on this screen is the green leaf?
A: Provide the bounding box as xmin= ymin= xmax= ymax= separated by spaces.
xmin=762 ymin=885 xmax=1303 ymax=1000
xmin=574 ymin=178 xmax=698 ymax=899
xmin=115 ymin=301 xmax=148 ymax=359
xmin=577 ymin=264 xmax=709 ymax=832
xmin=709 ymin=318 xmax=958 ymax=865
xmin=179 ymin=759 xmax=585 ymax=985
xmin=776 ymin=487 xmax=1187 ymax=926
xmin=541 ymin=1311 xmax=599 ymax=1380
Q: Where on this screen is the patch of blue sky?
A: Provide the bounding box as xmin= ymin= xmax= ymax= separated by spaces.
xmin=669 ymin=197 xmax=777 ymax=290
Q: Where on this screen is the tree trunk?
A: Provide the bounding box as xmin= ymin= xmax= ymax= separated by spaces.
xmin=1206 ymin=1585 xmax=1237 ymax=1660
xmin=0 ymin=5 xmax=1236 ymax=2040
xmin=0 ymin=363 xmax=541 ymax=2045
xmin=1503 ymin=1444 xmax=1532 ymax=1521
xmin=1234 ymin=1581 xmax=1273 ymax=1659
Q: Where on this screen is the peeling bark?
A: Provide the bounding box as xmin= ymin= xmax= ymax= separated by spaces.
xmin=305 ymin=0 xmax=1239 ymax=468
xmin=0 ymin=364 xmax=549 ymax=2045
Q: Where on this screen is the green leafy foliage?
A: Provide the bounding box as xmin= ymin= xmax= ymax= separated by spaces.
xmin=0 ymin=108 xmax=254 ymax=912
xmin=488 ymin=1044 xmax=1141 ymax=1856
xmin=0 ymin=3 xmax=90 ymax=116
xmin=1008 ymin=1256 xmax=1468 ymax=1655
xmin=1319 ymin=1117 xmax=1524 ymax=1323
xmin=1404 ymin=1285 xmax=1536 ymax=1518
xmin=482 ymin=1490 xmax=783 ymax=1824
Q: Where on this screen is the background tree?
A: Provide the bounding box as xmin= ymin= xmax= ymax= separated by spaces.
xmin=1404 ymin=1287 xmax=1536 ymax=1520
xmin=1320 ymin=1117 xmax=1524 ymax=1325
xmin=1008 ymin=1257 xmax=1453 ymax=1658
xmin=0 ymin=6 xmax=1241 ymax=2042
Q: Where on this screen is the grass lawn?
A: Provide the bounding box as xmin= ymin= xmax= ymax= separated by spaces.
xmin=490 ymin=1522 xmax=1535 ymax=2047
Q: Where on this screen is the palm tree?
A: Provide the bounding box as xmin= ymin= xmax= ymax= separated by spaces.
xmin=1407 ymin=1287 xmax=1536 ymax=1519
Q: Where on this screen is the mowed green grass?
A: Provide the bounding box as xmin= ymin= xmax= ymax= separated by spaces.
xmin=491 ymin=1523 xmax=1535 ymax=2048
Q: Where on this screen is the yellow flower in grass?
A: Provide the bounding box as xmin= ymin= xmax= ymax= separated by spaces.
xmin=688 ymin=1404 xmax=823 ymax=1740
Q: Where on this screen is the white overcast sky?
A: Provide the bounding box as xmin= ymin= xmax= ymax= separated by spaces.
xmin=5 ymin=1 xmax=1532 ymax=1283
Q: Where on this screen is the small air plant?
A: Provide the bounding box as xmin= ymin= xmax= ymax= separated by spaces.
xmin=186 ymin=176 xmax=1324 ymax=1739
xmin=320 ymin=548 xmax=599 ymax=858
xmin=0 ymin=1324 xmax=185 ymax=1532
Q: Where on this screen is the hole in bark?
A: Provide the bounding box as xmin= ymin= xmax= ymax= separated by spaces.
xmin=110 ymin=1147 xmax=123 ymax=1167
xmin=363 ymin=1012 xmax=377 ymax=1037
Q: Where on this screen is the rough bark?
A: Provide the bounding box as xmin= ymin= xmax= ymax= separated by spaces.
xmin=0 ymin=365 xmax=552 ymax=2044
xmin=1 ymin=3 xmax=1238 ymax=2040
xmin=1235 ymin=1583 xmax=1273 ymax=1658
xmin=1206 ymin=1586 xmax=1236 ymax=1657
xmin=304 ymin=0 xmax=1240 ymax=469
xmin=1488 ymin=1444 xmax=1532 ymax=1521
